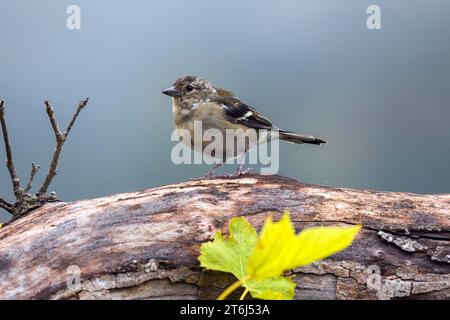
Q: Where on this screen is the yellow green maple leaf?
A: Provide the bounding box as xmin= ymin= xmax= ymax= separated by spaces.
xmin=199 ymin=213 xmax=360 ymax=300
xmin=199 ymin=217 xmax=257 ymax=280
xmin=248 ymin=214 xmax=361 ymax=279
xmin=199 ymin=217 xmax=295 ymax=299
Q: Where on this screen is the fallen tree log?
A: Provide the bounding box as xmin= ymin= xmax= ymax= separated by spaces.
xmin=0 ymin=174 xmax=449 ymax=300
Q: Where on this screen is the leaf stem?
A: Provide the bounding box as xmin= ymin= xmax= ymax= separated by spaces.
xmin=217 ymin=280 xmax=242 ymax=300
xmin=239 ymin=287 xmax=250 ymax=300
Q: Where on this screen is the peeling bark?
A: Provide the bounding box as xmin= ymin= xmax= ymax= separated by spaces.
xmin=0 ymin=174 xmax=448 ymax=300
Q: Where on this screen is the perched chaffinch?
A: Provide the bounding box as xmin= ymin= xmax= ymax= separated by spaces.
xmin=162 ymin=75 xmax=326 ymax=178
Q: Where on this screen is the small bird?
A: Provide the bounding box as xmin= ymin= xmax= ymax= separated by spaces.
xmin=162 ymin=75 xmax=326 ymax=178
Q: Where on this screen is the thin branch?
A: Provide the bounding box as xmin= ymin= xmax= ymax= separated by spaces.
xmin=0 ymin=198 xmax=12 ymax=206
xmin=64 ymin=98 xmax=89 ymax=138
xmin=38 ymin=98 xmax=89 ymax=195
xmin=0 ymin=203 xmax=13 ymax=213
xmin=24 ymin=163 xmax=40 ymax=192
xmin=0 ymin=197 xmax=13 ymax=213
xmin=43 ymin=100 xmax=63 ymax=140
xmin=0 ymin=100 xmax=21 ymax=194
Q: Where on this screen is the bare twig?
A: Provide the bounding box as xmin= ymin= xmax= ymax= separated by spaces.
xmin=38 ymin=101 xmax=64 ymax=195
xmin=0 ymin=98 xmax=88 ymax=220
xmin=43 ymin=101 xmax=63 ymax=140
xmin=0 ymin=101 xmax=21 ymax=195
xmin=64 ymin=98 xmax=89 ymax=138
xmin=25 ymin=163 xmax=40 ymax=192
xmin=0 ymin=198 xmax=13 ymax=213
xmin=0 ymin=198 xmax=12 ymax=206
xmin=38 ymin=98 xmax=89 ymax=195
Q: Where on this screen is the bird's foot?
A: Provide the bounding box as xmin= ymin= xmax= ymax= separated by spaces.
xmin=192 ymin=164 xmax=252 ymax=180
xmin=215 ymin=173 xmax=233 ymax=179
xmin=232 ymin=167 xmax=253 ymax=177
xmin=200 ymin=173 xmax=214 ymax=180
xmin=190 ymin=173 xmax=214 ymax=181
xmin=194 ymin=163 xmax=224 ymax=180
xmin=215 ymin=167 xmax=253 ymax=179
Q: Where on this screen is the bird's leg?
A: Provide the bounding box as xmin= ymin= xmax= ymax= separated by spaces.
xmin=231 ymin=152 xmax=252 ymax=177
xmin=215 ymin=153 xmax=252 ymax=179
xmin=201 ymin=162 xmax=223 ymax=179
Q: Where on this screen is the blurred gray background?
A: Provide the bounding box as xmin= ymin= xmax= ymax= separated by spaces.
xmin=1 ymin=0 xmax=449 ymax=221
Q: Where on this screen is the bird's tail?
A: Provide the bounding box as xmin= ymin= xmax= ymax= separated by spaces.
xmin=278 ymin=130 xmax=326 ymax=145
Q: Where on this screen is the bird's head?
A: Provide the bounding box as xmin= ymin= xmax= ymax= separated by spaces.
xmin=162 ymin=75 xmax=218 ymax=104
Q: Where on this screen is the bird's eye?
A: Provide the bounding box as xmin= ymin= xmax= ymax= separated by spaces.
xmin=186 ymin=85 xmax=194 ymax=92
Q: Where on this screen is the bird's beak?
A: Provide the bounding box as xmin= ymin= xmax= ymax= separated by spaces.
xmin=161 ymin=86 xmax=182 ymax=98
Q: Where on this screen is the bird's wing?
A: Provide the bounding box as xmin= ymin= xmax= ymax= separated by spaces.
xmin=214 ymin=95 xmax=275 ymax=130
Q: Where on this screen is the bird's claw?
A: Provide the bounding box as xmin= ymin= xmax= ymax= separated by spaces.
xmin=216 ymin=167 xmax=253 ymax=179
xmin=195 ymin=165 xmax=252 ymax=180
xmin=232 ymin=167 xmax=253 ymax=177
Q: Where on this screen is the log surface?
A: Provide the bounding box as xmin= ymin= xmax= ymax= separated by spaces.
xmin=0 ymin=174 xmax=449 ymax=300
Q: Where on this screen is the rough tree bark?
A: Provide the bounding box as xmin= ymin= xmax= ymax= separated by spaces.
xmin=0 ymin=174 xmax=448 ymax=300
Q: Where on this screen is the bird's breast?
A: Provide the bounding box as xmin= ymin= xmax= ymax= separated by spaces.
xmin=171 ymin=101 xmax=263 ymax=160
